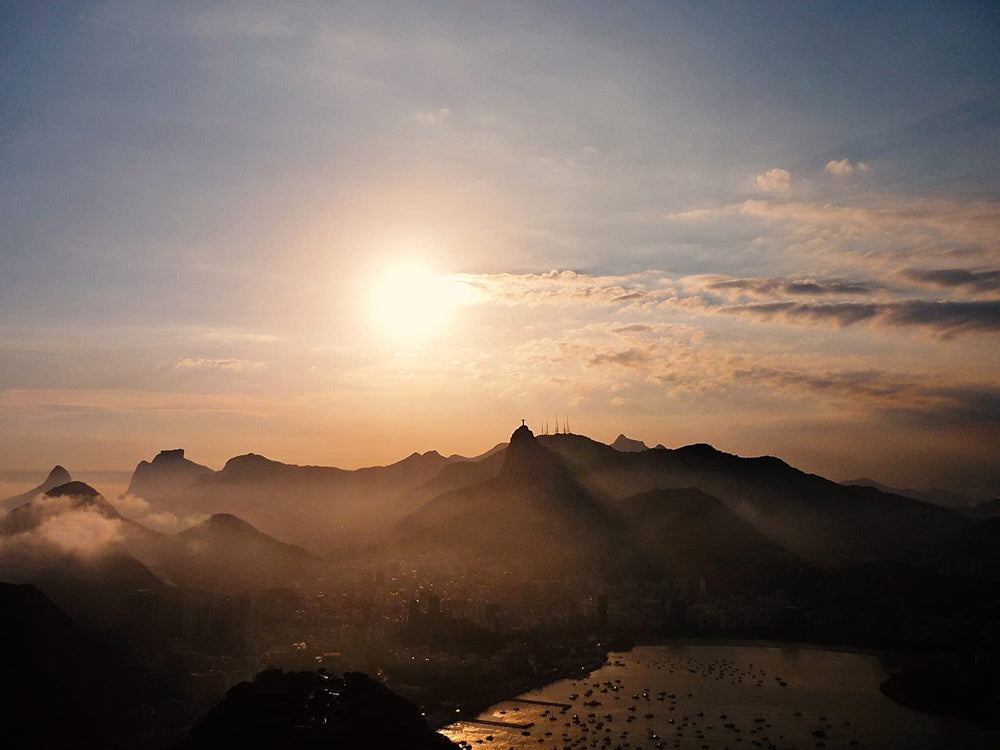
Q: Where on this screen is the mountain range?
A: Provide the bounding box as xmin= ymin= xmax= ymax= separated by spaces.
xmin=2 ymin=424 xmax=996 ymax=605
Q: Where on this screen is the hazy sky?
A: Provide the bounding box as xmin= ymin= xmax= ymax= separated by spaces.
xmin=2 ymin=1 xmax=998 ymax=495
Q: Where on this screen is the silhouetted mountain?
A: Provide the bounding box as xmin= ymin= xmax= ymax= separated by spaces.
xmin=0 ymin=480 xmax=121 ymax=535
xmin=967 ymin=497 xmax=1000 ymax=519
xmin=842 ymin=477 xmax=981 ymax=510
xmin=178 ymin=668 xmax=457 ymax=750
xmin=393 ymin=426 xmax=643 ymax=575
xmin=538 ymin=434 xmax=968 ymax=567
xmin=30 ymin=549 xmax=167 ymax=628
xmin=0 ymin=582 xmax=151 ymax=749
xmin=148 ymin=513 xmax=313 ymax=592
xmin=0 ymin=465 xmax=72 ymax=512
xmin=0 ymin=480 xmax=171 ymax=632
xmin=146 ymin=450 xmax=469 ymax=551
xmin=611 ymin=434 xmax=648 ymax=452
xmin=404 ymin=447 xmax=507 ymax=508
xmin=618 ymin=488 xmax=803 ymax=591
xmin=126 ymin=448 xmax=213 ymax=498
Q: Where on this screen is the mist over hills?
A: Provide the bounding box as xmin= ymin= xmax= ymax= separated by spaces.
xmin=3 ymin=426 xmax=986 ymax=579
xmin=392 ymin=425 xmax=643 ymax=575
xmin=0 ymin=464 xmax=71 ymax=512
xmin=534 ymin=434 xmax=968 ymax=567
xmin=123 ymin=447 xmax=499 ymax=552
xmin=3 ymin=424 xmax=999 ymax=746
xmin=150 ymin=513 xmax=314 ymax=593
xmin=841 ymin=476 xmax=995 ymax=513
xmin=616 ymin=488 xmax=802 ymax=591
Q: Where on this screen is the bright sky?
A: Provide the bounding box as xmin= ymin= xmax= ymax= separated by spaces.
xmin=2 ymin=1 xmax=998 ymax=495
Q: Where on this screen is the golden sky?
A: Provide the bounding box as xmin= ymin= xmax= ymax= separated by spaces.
xmin=1 ymin=2 xmax=998 ymax=495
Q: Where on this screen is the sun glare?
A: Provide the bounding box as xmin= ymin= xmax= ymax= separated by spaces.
xmin=368 ymin=261 xmax=473 ymax=342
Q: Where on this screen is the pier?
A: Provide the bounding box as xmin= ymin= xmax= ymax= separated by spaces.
xmin=464 ymin=718 xmax=534 ymax=730
xmin=510 ymin=698 xmax=573 ymax=709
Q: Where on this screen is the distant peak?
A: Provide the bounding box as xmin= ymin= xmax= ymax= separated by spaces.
xmin=198 ymin=513 xmax=262 ymax=535
xmin=153 ymin=448 xmax=186 ymax=461
xmin=45 ymin=481 xmax=100 ymax=499
xmin=223 ymin=453 xmax=274 ymax=470
xmin=611 ymin=434 xmax=648 ymax=452
xmin=510 ymin=424 xmax=535 ymax=444
xmin=678 ymin=442 xmax=720 ymax=455
xmin=502 ymin=424 xmax=548 ymax=478
xmin=45 ymin=465 xmax=71 ymax=483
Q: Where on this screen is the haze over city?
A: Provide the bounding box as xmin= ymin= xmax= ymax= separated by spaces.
xmin=2 ymin=1 xmax=998 ymax=496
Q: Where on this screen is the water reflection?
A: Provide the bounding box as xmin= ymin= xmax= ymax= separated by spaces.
xmin=441 ymin=644 xmax=996 ymax=749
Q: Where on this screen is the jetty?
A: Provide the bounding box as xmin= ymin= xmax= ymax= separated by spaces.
xmin=464 ymin=718 xmax=534 ymax=730
xmin=510 ymin=698 xmax=573 ymax=709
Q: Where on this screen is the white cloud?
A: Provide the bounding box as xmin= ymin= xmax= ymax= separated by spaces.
xmin=110 ymin=493 xmax=206 ymax=533
xmin=825 ymin=158 xmax=870 ymax=175
xmin=35 ymin=510 xmax=124 ymax=556
xmin=755 ymin=168 xmax=791 ymax=193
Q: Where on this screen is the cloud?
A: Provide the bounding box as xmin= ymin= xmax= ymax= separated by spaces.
xmin=738 ymin=197 xmax=1000 ymax=249
xmin=895 ymin=385 xmax=1000 ymax=429
xmin=901 ymin=268 xmax=1000 ymax=294
xmin=729 ymin=365 xmax=921 ymax=398
xmin=141 ymin=511 xmax=209 ymax=534
xmin=588 ymin=348 xmax=651 ymax=368
xmin=174 ymin=358 xmax=268 ymax=371
xmin=755 ymin=168 xmax=791 ymax=192
xmin=109 ymin=493 xmax=206 ymax=533
xmin=612 ymin=324 xmax=651 ymax=334
xmin=691 ymin=275 xmax=878 ymax=299
xmin=722 ymin=299 xmax=1000 ymax=336
xmin=0 ymin=389 xmax=276 ymax=416
xmin=0 ymin=492 xmax=127 ymax=560
xmin=825 ymin=158 xmax=870 ymax=175
xmin=110 ymin=493 xmax=151 ymax=517
xmin=457 ymin=269 xmax=674 ymax=308
xmin=34 ymin=510 xmax=124 ymax=556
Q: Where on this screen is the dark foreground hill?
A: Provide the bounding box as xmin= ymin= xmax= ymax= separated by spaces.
xmin=0 ymin=582 xmax=151 ymax=749
xmin=176 ymin=668 xmax=457 ymax=750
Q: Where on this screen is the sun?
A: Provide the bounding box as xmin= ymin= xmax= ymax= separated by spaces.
xmin=368 ymin=260 xmax=472 ymax=342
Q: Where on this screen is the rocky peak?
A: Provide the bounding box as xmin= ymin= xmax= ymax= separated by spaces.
xmin=152 ymin=448 xmax=186 ymax=463
xmin=45 ymin=466 xmax=72 ymax=485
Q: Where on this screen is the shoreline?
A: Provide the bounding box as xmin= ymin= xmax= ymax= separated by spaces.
xmin=431 ymin=636 xmax=923 ymax=733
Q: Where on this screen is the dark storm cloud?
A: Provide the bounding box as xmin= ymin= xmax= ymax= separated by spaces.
xmin=612 ymin=324 xmax=651 ymax=334
xmin=729 ymin=367 xmax=920 ymax=400
xmin=707 ymin=277 xmax=876 ymax=297
xmin=879 ymin=385 xmax=1000 ymax=430
xmin=724 ymin=300 xmax=1000 ymax=336
xmin=901 ymin=268 xmax=1000 ymax=294
xmin=588 ymin=348 xmax=651 ymax=368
